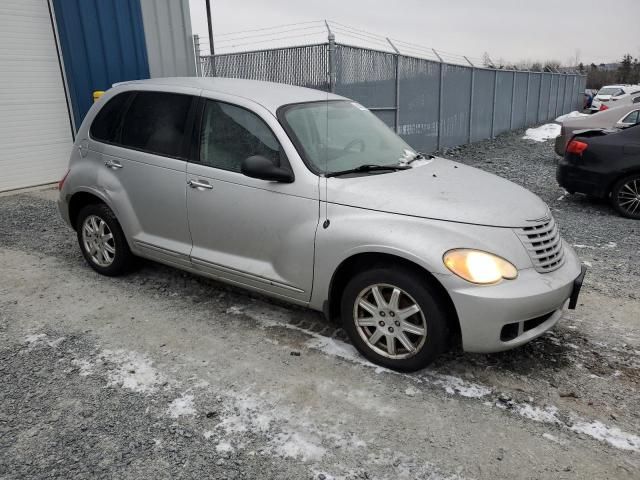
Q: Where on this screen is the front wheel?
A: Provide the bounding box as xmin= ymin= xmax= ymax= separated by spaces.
xmin=611 ymin=174 xmax=640 ymax=219
xmin=341 ymin=266 xmax=449 ymax=371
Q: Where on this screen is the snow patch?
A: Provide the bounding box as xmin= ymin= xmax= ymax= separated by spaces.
xmin=24 ymin=333 xmax=46 ymax=344
xmin=71 ymin=358 xmax=94 ymax=376
xmin=272 ymin=431 xmax=326 ymax=462
xmin=101 ymin=350 xmax=163 ymax=393
xmin=514 ymin=404 xmax=561 ymax=424
xmin=555 ymin=111 xmax=589 ymax=122
xmin=167 ymin=394 xmax=196 ymax=418
xmin=226 ymin=305 xmax=245 ymax=315
xmin=215 ymin=440 xmax=234 ymax=453
xmin=405 ymin=386 xmax=420 ymax=397
xmin=571 ymin=421 xmax=640 ymax=452
xmin=426 ymin=373 xmax=492 ymax=399
xmin=522 ymin=123 xmax=561 ymax=142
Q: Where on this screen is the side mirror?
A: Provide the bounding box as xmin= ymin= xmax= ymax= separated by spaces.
xmin=241 ymin=155 xmax=294 ymax=183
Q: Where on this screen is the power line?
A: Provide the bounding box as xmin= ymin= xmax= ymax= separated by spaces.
xmin=215 ymin=25 xmax=326 ymax=44
xmin=214 ymin=20 xmax=323 ymax=38
xmin=216 ymin=29 xmax=327 ymax=51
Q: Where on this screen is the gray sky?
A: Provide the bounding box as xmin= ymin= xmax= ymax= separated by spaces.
xmin=189 ymin=0 xmax=638 ymax=66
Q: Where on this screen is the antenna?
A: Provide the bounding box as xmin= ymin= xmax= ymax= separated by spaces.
xmin=322 ymin=20 xmax=332 ymax=229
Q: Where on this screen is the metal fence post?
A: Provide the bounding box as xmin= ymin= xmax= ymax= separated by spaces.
xmin=537 ymin=73 xmax=544 ymax=124
xmin=524 ymin=71 xmax=530 ymax=126
xmin=509 ymin=70 xmax=516 ymax=130
xmin=468 ymin=66 xmax=475 ymax=143
xmin=433 ymin=49 xmax=444 ymax=150
xmin=325 ymin=21 xmax=336 ymax=93
xmin=547 ymin=73 xmax=553 ymax=121
xmin=193 ymin=34 xmax=202 ymax=77
xmin=387 ymin=38 xmax=401 ymax=133
xmin=561 ymin=73 xmax=568 ymax=114
xmin=491 ymin=70 xmax=498 ymax=138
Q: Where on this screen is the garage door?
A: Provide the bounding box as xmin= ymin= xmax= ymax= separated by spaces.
xmin=0 ymin=0 xmax=73 ymax=192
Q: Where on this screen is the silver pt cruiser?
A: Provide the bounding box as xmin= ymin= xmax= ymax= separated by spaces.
xmin=58 ymin=78 xmax=586 ymax=371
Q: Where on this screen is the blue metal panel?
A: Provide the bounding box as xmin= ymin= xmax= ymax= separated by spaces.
xmin=52 ymin=0 xmax=149 ymax=128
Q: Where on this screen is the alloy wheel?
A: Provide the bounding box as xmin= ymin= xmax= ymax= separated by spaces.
xmin=617 ymin=178 xmax=640 ymax=216
xmin=353 ymin=283 xmax=427 ymax=359
xmin=81 ymin=215 xmax=116 ymax=267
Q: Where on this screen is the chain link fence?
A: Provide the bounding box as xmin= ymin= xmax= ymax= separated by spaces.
xmin=199 ymin=42 xmax=586 ymax=153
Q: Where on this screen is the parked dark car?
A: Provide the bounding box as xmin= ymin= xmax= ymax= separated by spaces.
xmin=557 ymin=124 xmax=640 ymax=219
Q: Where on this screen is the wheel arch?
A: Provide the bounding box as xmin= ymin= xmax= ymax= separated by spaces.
xmin=606 ymin=168 xmax=640 ymax=196
xmin=68 ymin=190 xmax=108 ymax=230
xmin=326 ymin=252 xmax=461 ymax=346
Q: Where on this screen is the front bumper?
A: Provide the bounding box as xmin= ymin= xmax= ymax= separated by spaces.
xmin=435 ymin=244 xmax=584 ymax=353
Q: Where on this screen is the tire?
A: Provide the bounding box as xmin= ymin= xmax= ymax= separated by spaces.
xmin=340 ymin=266 xmax=449 ymax=372
xmin=610 ymin=174 xmax=640 ymax=219
xmin=76 ymin=203 xmax=134 ymax=276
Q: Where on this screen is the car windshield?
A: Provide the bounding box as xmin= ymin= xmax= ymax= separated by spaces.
xmin=598 ymin=87 xmax=623 ymax=96
xmin=281 ymin=100 xmax=416 ymax=174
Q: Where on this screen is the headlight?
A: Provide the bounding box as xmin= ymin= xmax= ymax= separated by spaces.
xmin=443 ymin=249 xmax=518 ymax=284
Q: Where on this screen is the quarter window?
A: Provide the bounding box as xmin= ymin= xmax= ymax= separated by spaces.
xmin=90 ymin=92 xmax=133 ymax=143
xmin=199 ymin=100 xmax=285 ymax=172
xmin=120 ymin=91 xmax=193 ymax=158
xmin=622 ymin=111 xmax=640 ymax=124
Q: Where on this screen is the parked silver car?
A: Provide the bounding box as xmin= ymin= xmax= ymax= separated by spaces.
xmin=58 ymin=78 xmax=585 ymax=371
xmin=555 ymin=103 xmax=640 ymax=155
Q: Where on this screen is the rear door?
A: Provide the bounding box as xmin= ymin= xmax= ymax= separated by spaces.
xmin=98 ymin=89 xmax=198 ymax=267
xmin=186 ymin=98 xmax=319 ymax=303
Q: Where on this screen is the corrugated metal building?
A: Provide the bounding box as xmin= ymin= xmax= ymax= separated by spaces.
xmin=0 ymin=0 xmax=195 ymax=192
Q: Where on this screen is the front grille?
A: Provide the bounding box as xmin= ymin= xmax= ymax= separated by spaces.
xmin=517 ymin=215 xmax=565 ymax=273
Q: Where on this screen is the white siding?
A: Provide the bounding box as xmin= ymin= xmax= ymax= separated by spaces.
xmin=0 ymin=0 xmax=73 ymax=192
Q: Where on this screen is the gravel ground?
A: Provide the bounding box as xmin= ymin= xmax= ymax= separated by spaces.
xmin=1 ymin=130 xmax=639 ymax=479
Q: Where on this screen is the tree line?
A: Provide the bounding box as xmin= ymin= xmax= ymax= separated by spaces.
xmin=579 ymin=54 xmax=640 ymax=89
xmin=482 ymin=52 xmax=640 ymax=90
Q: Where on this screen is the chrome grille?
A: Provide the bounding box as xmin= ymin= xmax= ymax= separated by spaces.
xmin=517 ymin=216 xmax=565 ymax=273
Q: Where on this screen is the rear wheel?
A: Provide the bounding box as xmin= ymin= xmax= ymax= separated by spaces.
xmin=76 ymin=203 xmax=134 ymax=276
xmin=611 ymin=174 xmax=640 ymax=219
xmin=341 ymin=266 xmax=448 ymax=371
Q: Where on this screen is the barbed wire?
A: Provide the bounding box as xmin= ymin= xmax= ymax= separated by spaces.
xmin=195 ymin=19 xmax=541 ymax=67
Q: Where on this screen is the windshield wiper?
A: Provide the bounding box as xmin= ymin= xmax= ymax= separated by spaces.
xmin=325 ymin=163 xmax=410 ymax=178
xmin=405 ymin=152 xmax=433 ymax=164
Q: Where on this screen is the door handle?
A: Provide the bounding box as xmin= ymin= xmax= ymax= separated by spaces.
xmin=105 ymin=159 xmax=123 ymax=169
xmin=188 ymin=179 xmax=213 ymax=190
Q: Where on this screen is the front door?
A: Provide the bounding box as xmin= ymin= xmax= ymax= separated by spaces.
xmin=186 ymin=99 xmax=319 ymax=303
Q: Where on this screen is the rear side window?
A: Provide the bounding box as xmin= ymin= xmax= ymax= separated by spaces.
xmin=622 ymin=111 xmax=640 ymax=124
xmin=199 ymin=100 xmax=285 ymax=172
xmin=90 ymin=92 xmax=132 ymax=143
xmin=120 ymin=92 xmax=193 ymax=158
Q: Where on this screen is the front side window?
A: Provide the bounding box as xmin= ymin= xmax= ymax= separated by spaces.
xmin=622 ymin=110 xmax=640 ymax=124
xmin=90 ymin=92 xmax=133 ymax=143
xmin=199 ymin=100 xmax=285 ymax=172
xmin=280 ymin=101 xmax=415 ymax=174
xmin=120 ymin=91 xmax=193 ymax=158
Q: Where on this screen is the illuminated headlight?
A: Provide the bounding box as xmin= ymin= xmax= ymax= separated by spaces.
xmin=443 ymin=249 xmax=518 ymax=284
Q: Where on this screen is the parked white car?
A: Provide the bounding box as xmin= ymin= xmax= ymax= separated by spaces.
xmin=591 ymin=84 xmax=640 ymax=112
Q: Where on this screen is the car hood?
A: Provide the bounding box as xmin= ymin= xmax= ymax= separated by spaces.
xmin=326 ymin=157 xmax=549 ymax=228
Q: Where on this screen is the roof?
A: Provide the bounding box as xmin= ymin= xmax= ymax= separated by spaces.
xmin=112 ymin=77 xmax=346 ymax=114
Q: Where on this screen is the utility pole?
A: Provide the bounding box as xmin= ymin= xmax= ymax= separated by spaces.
xmin=205 ymin=0 xmax=215 ymax=75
